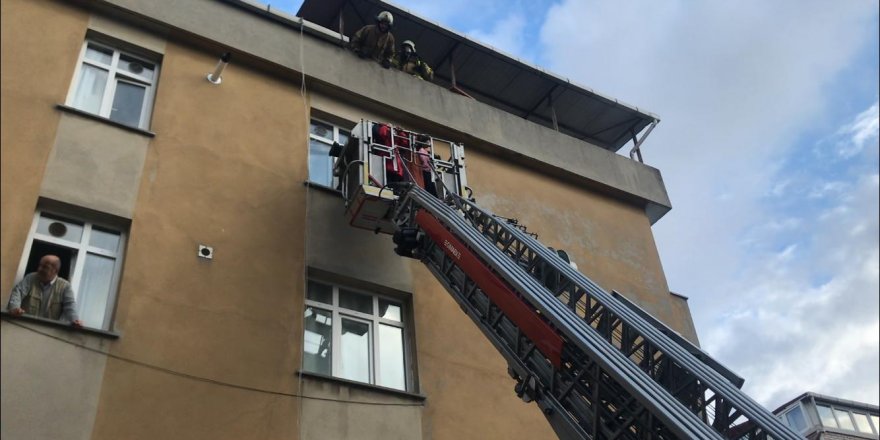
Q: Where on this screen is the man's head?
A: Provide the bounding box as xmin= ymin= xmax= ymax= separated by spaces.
xmin=376 ymin=11 xmax=393 ymax=33
xmin=401 ymin=40 xmax=416 ymax=58
xmin=36 ymin=255 xmax=61 ymax=284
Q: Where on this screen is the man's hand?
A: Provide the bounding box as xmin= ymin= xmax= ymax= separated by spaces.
xmin=10 ymin=307 xmax=24 ymax=316
xmin=72 ymin=319 xmax=83 ymax=328
xmin=381 ymin=59 xmax=392 ymax=69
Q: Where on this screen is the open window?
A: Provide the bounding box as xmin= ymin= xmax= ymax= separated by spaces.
xmin=14 ymin=206 xmax=128 ymax=330
xmin=309 ymin=118 xmax=351 ymax=188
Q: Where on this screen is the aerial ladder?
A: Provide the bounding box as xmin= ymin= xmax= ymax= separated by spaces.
xmin=331 ymin=120 xmax=802 ymax=440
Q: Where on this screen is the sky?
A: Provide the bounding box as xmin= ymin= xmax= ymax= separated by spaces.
xmin=271 ymin=0 xmax=879 ymax=411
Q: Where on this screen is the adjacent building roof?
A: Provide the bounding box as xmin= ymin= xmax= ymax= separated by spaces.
xmin=298 ymin=0 xmax=660 ymax=153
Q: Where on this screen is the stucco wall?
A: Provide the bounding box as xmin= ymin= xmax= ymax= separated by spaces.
xmin=0 ymin=0 xmax=88 ymax=295
xmin=86 ymin=40 xmax=310 ymax=439
xmin=299 ymin=376 xmax=424 ymax=440
xmin=41 ymin=114 xmax=151 ymax=219
xmin=1 ymin=321 xmax=109 ymax=440
xmin=0 ymin=3 xmax=110 ymax=440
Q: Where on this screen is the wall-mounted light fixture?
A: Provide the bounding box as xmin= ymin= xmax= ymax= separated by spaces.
xmin=206 ymin=52 xmax=232 ymax=84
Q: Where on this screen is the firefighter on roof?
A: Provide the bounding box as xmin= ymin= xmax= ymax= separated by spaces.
xmin=395 ymin=40 xmax=434 ymax=81
xmin=349 ymin=11 xmax=396 ymax=68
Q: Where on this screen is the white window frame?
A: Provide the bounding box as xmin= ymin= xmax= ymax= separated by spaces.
xmin=308 ymin=118 xmax=351 ymax=188
xmin=303 ymin=280 xmax=411 ymax=391
xmin=65 ymin=39 xmax=159 ymax=130
xmin=15 ymin=209 xmax=127 ymax=330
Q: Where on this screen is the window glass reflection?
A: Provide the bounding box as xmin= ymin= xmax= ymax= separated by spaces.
xmin=378 ymin=324 xmax=405 ymax=390
xmin=817 ymin=405 xmax=837 ymax=427
xmin=339 ymin=289 xmax=372 ymax=314
xmin=852 ymin=413 xmax=872 ymax=433
xmin=339 ymin=318 xmax=370 ymax=383
xmin=72 ymin=64 xmax=109 ymax=115
xmin=309 ymin=139 xmax=333 ymax=186
xmin=78 ymin=254 xmax=115 ymax=328
xmin=306 ymin=281 xmax=333 ymax=304
xmin=310 ymin=121 xmax=333 ymax=140
xmin=109 ymin=81 xmax=146 ymax=127
xmin=303 ymin=307 xmax=332 ymax=376
xmin=85 ymin=44 xmax=113 ymax=65
xmin=785 ymin=407 xmax=807 ymax=432
xmin=378 ymin=299 xmax=401 ymax=322
xmin=89 ymin=227 xmax=121 ymax=252
xmin=835 ymin=409 xmax=855 ymax=430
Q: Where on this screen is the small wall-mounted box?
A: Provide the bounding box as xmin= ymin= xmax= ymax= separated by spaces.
xmin=198 ymin=245 xmax=214 ymax=260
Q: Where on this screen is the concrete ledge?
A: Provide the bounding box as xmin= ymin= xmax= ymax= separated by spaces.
xmin=88 ymin=0 xmax=672 ymax=222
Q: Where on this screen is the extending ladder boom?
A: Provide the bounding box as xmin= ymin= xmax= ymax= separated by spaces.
xmin=389 ymin=183 xmax=801 ymax=440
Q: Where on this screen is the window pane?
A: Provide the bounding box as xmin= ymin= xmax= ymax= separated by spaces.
xmin=89 ymin=228 xmax=120 ymax=252
xmin=339 ymin=318 xmax=370 ymax=383
xmin=72 ymin=64 xmax=108 ymax=114
xmin=78 ymin=254 xmax=115 ymax=328
xmin=871 ymin=415 xmax=880 ymax=434
xmin=85 ymin=44 xmax=112 ymax=65
xmin=119 ymin=54 xmax=155 ymax=81
xmin=853 ymin=413 xmax=872 ymax=433
xmin=339 ymin=289 xmax=372 ymax=314
xmin=37 ymin=214 xmax=84 ymax=243
xmin=378 ymin=324 xmax=405 ymax=390
xmin=817 ymin=405 xmax=837 ymax=427
xmin=303 ymin=306 xmax=332 ymax=375
xmin=306 ymin=281 xmax=332 ymax=304
xmin=338 ymin=130 xmax=350 ymax=145
xmin=309 ymin=139 xmax=333 ymax=186
xmin=310 ymin=120 xmax=333 ymax=140
xmin=109 ymin=81 xmax=146 ymax=127
xmin=378 ymin=299 xmax=401 ymax=322
xmin=835 ymin=409 xmax=856 ymax=430
xmin=785 ymin=406 xmax=807 ymax=432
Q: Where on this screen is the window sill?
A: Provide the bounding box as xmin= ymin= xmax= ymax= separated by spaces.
xmin=296 ymin=371 xmax=426 ymax=402
xmin=0 ymin=311 xmax=120 ymax=339
xmin=55 ymin=104 xmax=156 ymax=138
xmin=303 ymin=181 xmax=343 ymax=196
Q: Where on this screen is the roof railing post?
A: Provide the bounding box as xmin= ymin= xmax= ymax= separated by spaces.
xmin=549 ymin=95 xmax=559 ymax=132
xmin=629 ymin=120 xmax=658 ymax=163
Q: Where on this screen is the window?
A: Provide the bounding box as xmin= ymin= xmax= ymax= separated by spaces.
xmin=66 ymin=39 xmax=159 ymax=129
xmin=302 ymin=280 xmax=410 ymax=391
xmin=817 ymin=405 xmax=837 ymax=428
xmin=834 ymin=408 xmax=856 ymax=430
xmin=15 ymin=209 xmax=126 ymax=330
xmin=783 ymin=405 xmax=807 ymax=432
xmin=309 ymin=119 xmax=350 ymax=188
xmin=852 ymin=412 xmax=873 ymax=434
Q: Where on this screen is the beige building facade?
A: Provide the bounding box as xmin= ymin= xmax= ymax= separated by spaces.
xmin=1 ymin=0 xmax=697 ymax=439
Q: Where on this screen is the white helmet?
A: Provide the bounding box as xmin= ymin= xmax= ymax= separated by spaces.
xmin=376 ymin=11 xmax=394 ymax=27
xmin=402 ymin=40 xmax=416 ymax=52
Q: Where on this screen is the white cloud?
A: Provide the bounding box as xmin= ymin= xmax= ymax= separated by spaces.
xmin=838 ymin=102 xmax=879 ymax=158
xmin=467 ymin=13 xmax=528 ymax=60
xmin=539 ymin=0 xmax=879 ymax=409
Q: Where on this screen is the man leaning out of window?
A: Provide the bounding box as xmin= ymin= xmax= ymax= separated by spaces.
xmin=7 ymin=254 xmax=83 ymax=327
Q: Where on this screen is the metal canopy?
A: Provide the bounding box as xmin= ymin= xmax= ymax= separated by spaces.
xmin=298 ymin=0 xmax=660 ymax=153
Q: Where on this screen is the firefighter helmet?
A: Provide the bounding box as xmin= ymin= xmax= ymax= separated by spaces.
xmin=402 ymin=40 xmax=416 ymax=52
xmin=376 ymin=11 xmax=394 ymax=27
